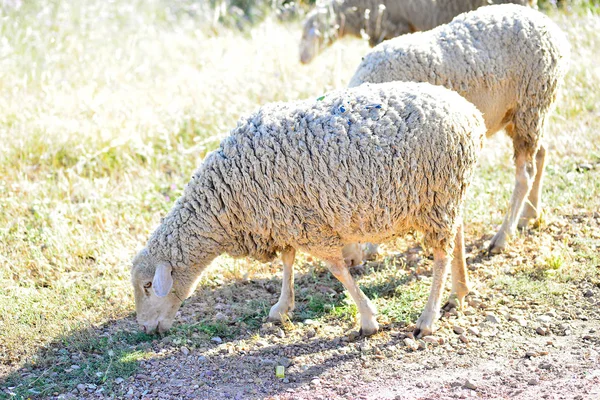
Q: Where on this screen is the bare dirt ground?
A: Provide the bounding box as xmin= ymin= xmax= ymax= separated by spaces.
xmin=7 ymin=211 xmax=596 ymax=400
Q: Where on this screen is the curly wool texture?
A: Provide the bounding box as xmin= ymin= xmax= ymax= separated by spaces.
xmin=145 ymin=82 xmax=485 ymax=272
xmin=300 ymin=0 xmax=535 ymax=56
xmin=349 ymin=4 xmax=570 ymax=155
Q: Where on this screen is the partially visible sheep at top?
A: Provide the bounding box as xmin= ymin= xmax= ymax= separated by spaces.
xmin=299 ymin=0 xmax=537 ymax=64
xmin=131 ymin=81 xmax=486 ymax=338
xmin=349 ymin=4 xmax=570 ymax=255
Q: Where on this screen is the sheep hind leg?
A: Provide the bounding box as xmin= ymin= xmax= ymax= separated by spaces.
xmin=489 ymin=148 xmax=536 ymax=254
xmin=268 ymin=247 xmax=296 ymax=323
xmin=326 ymin=258 xmax=379 ymax=336
xmin=443 ymin=222 xmax=469 ymax=311
xmin=518 ymin=144 xmax=546 ymax=229
xmin=414 ymin=247 xmax=451 ymax=338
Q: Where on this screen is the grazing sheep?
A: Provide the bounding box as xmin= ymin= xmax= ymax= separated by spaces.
xmin=131 ymin=81 xmax=486 ymax=338
xmin=299 ymin=0 xmax=537 ymax=64
xmin=349 ymin=4 xmax=570 ymax=254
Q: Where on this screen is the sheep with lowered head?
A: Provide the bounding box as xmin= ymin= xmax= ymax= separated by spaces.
xmin=299 ymin=0 xmax=537 ymax=64
xmin=349 ymin=4 xmax=570 ymax=255
xmin=131 ymin=81 xmax=486 ymax=338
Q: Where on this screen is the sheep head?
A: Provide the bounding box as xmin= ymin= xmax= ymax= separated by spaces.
xmin=131 ymin=248 xmax=200 ymax=334
xmin=299 ymin=9 xmax=335 ymax=64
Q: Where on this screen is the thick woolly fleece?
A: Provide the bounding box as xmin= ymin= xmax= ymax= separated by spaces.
xmin=299 ymin=0 xmax=535 ymax=63
xmin=349 ymin=4 xmax=570 ymax=155
xmin=142 ymin=82 xmax=485 ymax=276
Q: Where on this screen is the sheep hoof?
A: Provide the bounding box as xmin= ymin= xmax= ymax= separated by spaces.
xmin=358 ymin=319 xmax=379 ymax=336
xmin=518 ymin=206 xmax=540 ymax=229
xmin=414 ymin=311 xmax=437 ymax=338
xmin=442 ymin=297 xmax=459 ymax=312
xmin=267 ymin=304 xmax=293 ymax=323
xmin=517 ymin=218 xmax=531 ymax=230
xmin=358 ymin=326 xmax=379 ymax=337
xmin=488 ymin=232 xmax=508 ymax=254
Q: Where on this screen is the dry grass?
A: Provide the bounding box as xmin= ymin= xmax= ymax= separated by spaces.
xmin=0 ymin=0 xmax=599 ymax=396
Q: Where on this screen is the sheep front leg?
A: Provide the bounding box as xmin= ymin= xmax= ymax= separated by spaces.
xmin=489 ymin=151 xmax=535 ymax=254
xmin=443 ymin=222 xmax=469 ymax=311
xmin=414 ymin=248 xmax=451 ymax=338
xmin=518 ymin=144 xmax=546 ymax=228
xmin=327 ymin=258 xmax=379 ymax=336
xmin=268 ymin=247 xmax=296 ymax=323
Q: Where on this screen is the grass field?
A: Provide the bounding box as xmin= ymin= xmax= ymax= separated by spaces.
xmin=0 ymin=0 xmax=599 ymax=398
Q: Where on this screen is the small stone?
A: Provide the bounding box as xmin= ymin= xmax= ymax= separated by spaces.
xmin=115 ymin=378 xmax=124 ymax=384
xmin=77 ymin=384 xmax=86 ymax=393
xmin=306 ymin=328 xmax=316 ymax=338
xmin=577 ymin=163 xmax=593 ymax=171
xmin=485 ymin=313 xmax=500 ymax=324
xmin=537 ymin=315 xmax=552 ymax=324
xmin=468 ymin=299 xmax=481 ymax=308
xmin=467 ymin=327 xmax=480 ymax=337
xmin=283 ymin=378 xmax=290 ymax=384
xmin=403 ymin=338 xmax=419 ymax=351
xmin=278 ymin=357 xmax=292 ymax=368
xmin=464 ymin=380 xmax=477 ymax=390
xmin=526 ymin=351 xmax=538 ymax=358
xmin=71 ymin=365 xmax=80 ymax=370
xmin=214 ymin=311 xmax=227 ymax=321
xmin=459 ymin=334 xmax=469 ymax=344
xmin=453 ymin=326 xmax=465 ymax=335
xmin=304 ymin=319 xmax=318 ymax=326
xmin=276 ymin=328 xmax=285 ymax=338
xmin=180 ymin=346 xmax=190 ymax=356
xmin=528 ymin=379 xmax=539 ymax=386
xmin=358 ymin=342 xmax=370 ymax=352
xmin=584 ymin=289 xmax=594 ymax=298
xmin=211 ymin=336 xmax=223 ymax=344
xmin=170 ymin=379 xmax=185 ymax=387
xmin=539 ymin=362 xmax=552 ymax=370
xmin=311 ymin=378 xmax=321 ymax=386
xmin=422 ymin=336 xmax=440 ymax=345
xmin=536 ymin=327 xmax=549 ymax=336
xmin=260 ymin=358 xmax=276 ymax=366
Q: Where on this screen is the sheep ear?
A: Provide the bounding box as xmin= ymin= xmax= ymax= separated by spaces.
xmin=153 ymin=263 xmax=173 ymax=297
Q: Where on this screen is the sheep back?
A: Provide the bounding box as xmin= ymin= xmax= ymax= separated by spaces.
xmin=162 ymin=82 xmax=485 ymax=266
xmin=349 ymin=4 xmax=570 ymax=153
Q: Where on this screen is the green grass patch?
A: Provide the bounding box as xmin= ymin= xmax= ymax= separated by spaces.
xmin=1 ymin=329 xmax=155 ymax=398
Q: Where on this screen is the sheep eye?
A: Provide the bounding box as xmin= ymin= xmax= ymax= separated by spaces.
xmin=143 ymin=282 xmax=152 ymax=289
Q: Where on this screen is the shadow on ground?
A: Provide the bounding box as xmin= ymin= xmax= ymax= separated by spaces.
xmin=0 ymin=245 xmax=424 ymax=399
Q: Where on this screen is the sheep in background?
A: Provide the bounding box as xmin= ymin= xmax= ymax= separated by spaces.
xmin=131 ymin=81 xmax=486 ymax=338
xmin=349 ymin=4 xmax=570 ymax=255
xmin=299 ymin=0 xmax=537 ymax=64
